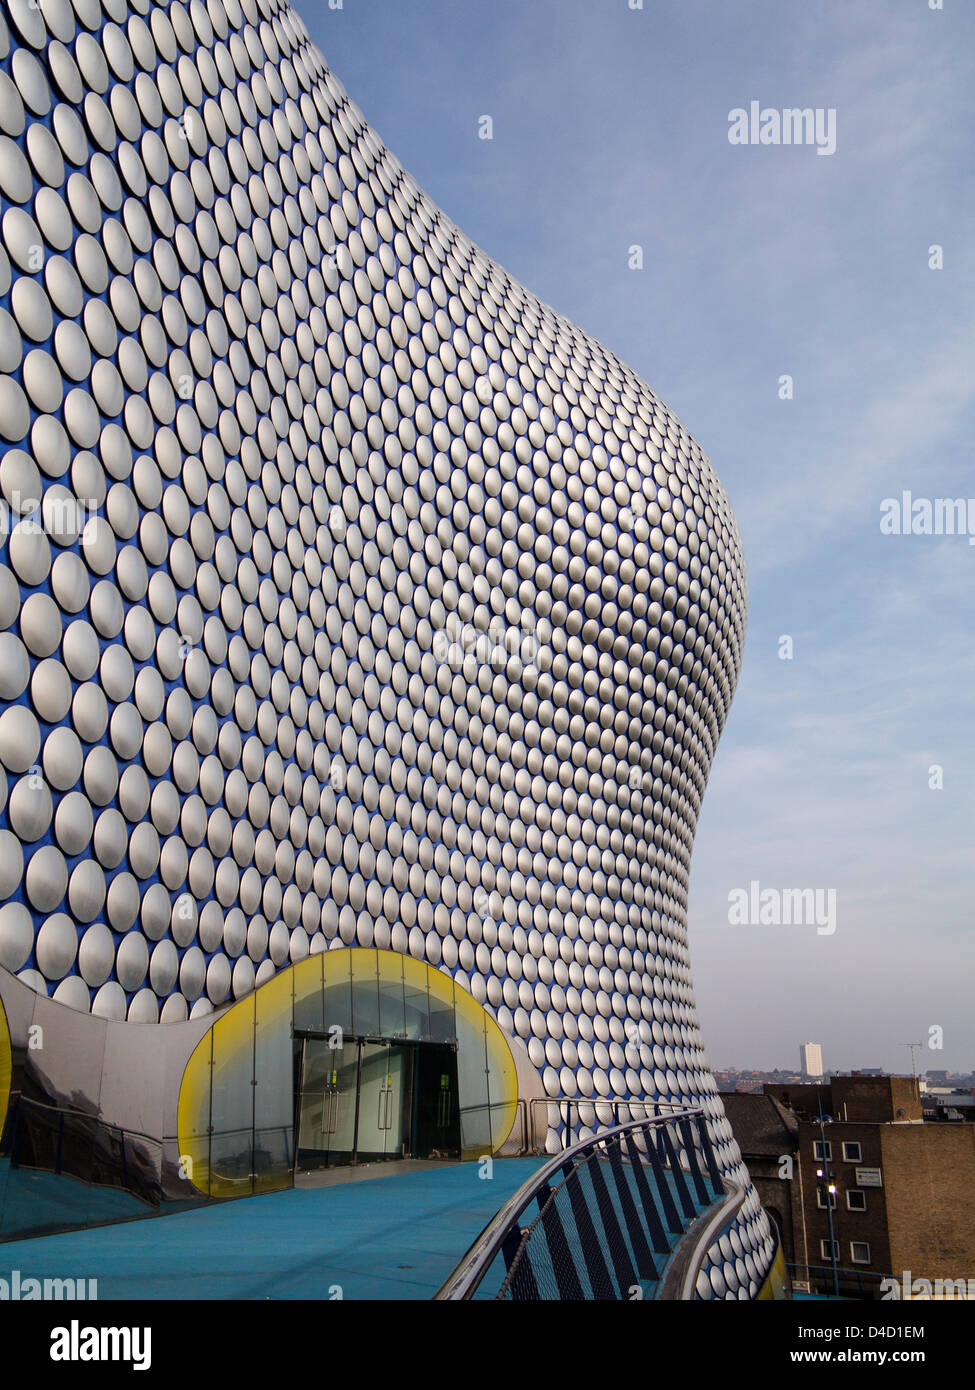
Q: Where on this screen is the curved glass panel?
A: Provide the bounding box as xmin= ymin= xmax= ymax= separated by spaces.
xmin=178 ymin=949 xmax=518 ymax=1196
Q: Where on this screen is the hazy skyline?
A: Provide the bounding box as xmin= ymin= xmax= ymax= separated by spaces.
xmin=302 ymin=0 xmax=975 ymax=1073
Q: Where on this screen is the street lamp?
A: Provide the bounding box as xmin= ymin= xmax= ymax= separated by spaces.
xmin=815 ymin=1166 xmax=840 ymax=1297
xmin=816 ymin=1098 xmax=840 ymax=1298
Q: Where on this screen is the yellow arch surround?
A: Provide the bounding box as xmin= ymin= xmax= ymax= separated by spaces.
xmin=178 ymin=950 xmax=519 ymax=1197
xmin=757 ymin=1241 xmax=790 ymax=1300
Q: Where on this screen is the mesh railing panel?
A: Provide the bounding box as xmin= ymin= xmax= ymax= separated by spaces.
xmin=483 ymin=1112 xmax=725 ymax=1301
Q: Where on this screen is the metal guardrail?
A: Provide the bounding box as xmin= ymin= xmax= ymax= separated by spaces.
xmin=456 ymin=1097 xmax=694 ymax=1158
xmin=4 ymin=1095 xmax=165 ymax=1196
xmin=436 ymin=1107 xmax=727 ymax=1300
xmin=0 ymin=1096 xmax=294 ymax=1236
xmin=658 ymin=1181 xmax=748 ymax=1299
xmin=789 ymin=1263 xmax=887 ymax=1300
xmin=0 ymin=1095 xmax=171 ymax=1241
xmin=525 ymin=1097 xmax=692 ymax=1153
xmin=4 ymin=1094 xmax=168 ymax=1153
xmin=458 ymin=1098 xmax=530 ymax=1154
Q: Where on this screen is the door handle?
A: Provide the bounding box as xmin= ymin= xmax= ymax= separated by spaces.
xmin=322 ymin=1089 xmax=337 ymax=1135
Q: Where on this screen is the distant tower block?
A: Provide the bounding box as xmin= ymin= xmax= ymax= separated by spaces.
xmin=801 ymin=1043 xmax=825 ymax=1080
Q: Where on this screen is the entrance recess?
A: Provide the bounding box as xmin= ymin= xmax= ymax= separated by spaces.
xmin=178 ymin=950 xmax=519 ymax=1197
xmin=294 ymin=1033 xmax=461 ymax=1171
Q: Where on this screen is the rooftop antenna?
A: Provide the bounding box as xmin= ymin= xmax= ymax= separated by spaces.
xmin=900 ymin=1042 xmax=923 ymax=1099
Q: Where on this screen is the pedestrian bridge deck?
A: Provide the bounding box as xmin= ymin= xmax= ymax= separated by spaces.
xmin=2 ymin=1159 xmax=547 ymax=1300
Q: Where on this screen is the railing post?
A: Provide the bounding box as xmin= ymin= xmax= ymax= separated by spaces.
xmin=501 ymin=1227 xmax=540 ymax=1300
xmin=537 ymin=1180 xmax=585 ymax=1300
xmin=585 ymin=1144 xmax=636 ymax=1296
xmin=623 ymin=1131 xmax=671 ymax=1255
xmin=607 ymin=1137 xmax=657 ymax=1283
xmin=678 ymin=1116 xmax=711 ymax=1206
xmin=562 ymin=1157 xmax=616 ymax=1300
xmin=640 ymin=1121 xmax=684 ymax=1234
xmin=657 ymin=1119 xmax=696 ymax=1220
xmin=695 ymin=1113 xmax=725 ymax=1198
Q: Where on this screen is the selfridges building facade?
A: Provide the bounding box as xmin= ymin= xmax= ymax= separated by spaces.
xmin=0 ymin=0 xmax=774 ymax=1297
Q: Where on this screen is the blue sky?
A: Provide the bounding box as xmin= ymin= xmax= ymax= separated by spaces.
xmin=301 ymin=0 xmax=975 ymax=1074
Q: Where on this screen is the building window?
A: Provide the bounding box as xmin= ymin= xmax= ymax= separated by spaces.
xmin=813 ymin=1140 xmax=832 ymax=1161
xmin=820 ymin=1239 xmax=839 ymax=1260
xmin=816 ymin=1189 xmax=837 ymax=1209
xmin=842 ymin=1141 xmax=862 ymax=1163
xmin=851 ymin=1241 xmax=871 ymax=1264
xmin=846 ymin=1189 xmax=866 ymax=1211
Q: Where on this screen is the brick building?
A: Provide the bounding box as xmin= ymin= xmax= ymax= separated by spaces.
xmin=721 ymin=1076 xmax=975 ymax=1297
xmin=718 ymin=1092 xmax=800 ymax=1266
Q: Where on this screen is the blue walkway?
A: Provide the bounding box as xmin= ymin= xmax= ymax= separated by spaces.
xmin=0 ymin=1159 xmax=546 ymax=1300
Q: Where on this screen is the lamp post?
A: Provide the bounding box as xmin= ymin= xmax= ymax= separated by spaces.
xmin=816 ymin=1097 xmax=840 ymax=1298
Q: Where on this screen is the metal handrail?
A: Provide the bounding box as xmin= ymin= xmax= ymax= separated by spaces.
xmin=526 ymin=1097 xmax=692 ymax=1152
xmin=789 ymin=1262 xmax=887 ymax=1298
xmin=660 ymin=1182 xmax=748 ymax=1299
xmin=435 ymin=1107 xmax=725 ymax=1300
xmin=1 ymin=1095 xmax=167 ymax=1238
xmin=4 ymin=1097 xmax=293 ymax=1171
xmin=458 ymin=1097 xmax=530 ymax=1153
xmin=454 ymin=1097 xmax=682 ymax=1157
xmin=3 ymin=1094 xmax=172 ymax=1149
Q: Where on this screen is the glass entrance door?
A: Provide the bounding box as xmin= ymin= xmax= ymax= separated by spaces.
xmin=295 ymin=1036 xmax=358 ymax=1170
xmin=294 ymin=1036 xmax=413 ymax=1170
xmin=355 ymin=1042 xmax=411 ymax=1162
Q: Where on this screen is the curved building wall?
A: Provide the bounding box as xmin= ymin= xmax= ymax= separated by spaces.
xmin=0 ymin=0 xmax=770 ymax=1295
